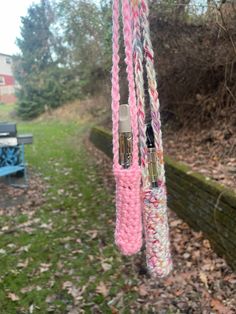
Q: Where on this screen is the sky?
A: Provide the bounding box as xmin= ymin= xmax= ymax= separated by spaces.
xmin=0 ymin=0 xmax=208 ymax=56
xmin=0 ymin=0 xmax=39 ymax=56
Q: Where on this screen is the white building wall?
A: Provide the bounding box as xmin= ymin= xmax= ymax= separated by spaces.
xmin=0 ymin=86 xmax=15 ymax=94
xmin=0 ymin=54 xmax=13 ymax=76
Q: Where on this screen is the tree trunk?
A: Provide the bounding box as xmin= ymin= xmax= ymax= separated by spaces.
xmin=175 ymin=0 xmax=191 ymax=20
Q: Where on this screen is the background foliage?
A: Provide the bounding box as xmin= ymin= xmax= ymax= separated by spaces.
xmin=14 ymin=0 xmax=236 ymax=125
xmin=14 ymin=0 xmax=112 ymax=119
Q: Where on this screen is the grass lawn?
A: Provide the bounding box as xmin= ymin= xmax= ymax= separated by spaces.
xmin=0 ymin=107 xmax=139 ymax=313
xmin=0 ymin=104 xmax=17 ymax=121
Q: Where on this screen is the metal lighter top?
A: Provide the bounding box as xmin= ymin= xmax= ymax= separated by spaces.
xmin=119 ymin=104 xmax=132 ymax=133
xmin=119 ymin=104 xmax=132 ymax=169
xmin=146 ymin=123 xmax=159 ymax=188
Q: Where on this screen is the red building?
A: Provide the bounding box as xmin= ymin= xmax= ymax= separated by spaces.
xmin=0 ymin=53 xmax=17 ymax=104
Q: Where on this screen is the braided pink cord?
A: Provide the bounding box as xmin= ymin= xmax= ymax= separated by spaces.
xmin=121 ymin=0 xmax=139 ymax=168
xmin=112 ymin=0 xmax=142 ymax=255
xmin=133 ymin=0 xmax=172 ymax=277
xmin=111 ymin=0 xmax=140 ymax=168
xmin=111 ymin=0 xmax=120 ymax=168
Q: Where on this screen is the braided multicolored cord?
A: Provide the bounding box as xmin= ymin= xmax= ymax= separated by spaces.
xmin=111 ymin=0 xmax=143 ymax=256
xmin=131 ymin=0 xmax=149 ymax=190
xmin=138 ymin=0 xmax=172 ymax=277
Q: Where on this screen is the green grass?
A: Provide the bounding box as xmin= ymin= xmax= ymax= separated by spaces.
xmin=0 ymin=107 xmax=139 ymax=313
xmin=0 ymin=103 xmax=17 ymax=121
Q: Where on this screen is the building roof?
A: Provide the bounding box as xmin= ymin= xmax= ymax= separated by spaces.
xmin=0 ymin=53 xmax=12 ymax=58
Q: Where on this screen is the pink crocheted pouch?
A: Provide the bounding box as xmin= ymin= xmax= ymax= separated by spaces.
xmin=114 ymin=166 xmax=142 ymax=255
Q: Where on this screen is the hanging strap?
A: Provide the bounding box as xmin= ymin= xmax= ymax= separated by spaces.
xmin=132 ymin=0 xmax=172 ymax=277
xmin=112 ymin=0 xmax=139 ymax=170
xmin=131 ymin=0 xmax=149 ymax=188
xmin=111 ymin=0 xmax=120 ymax=169
xmin=140 ymin=0 xmax=166 ymax=184
xmin=132 ymin=0 xmax=166 ymax=185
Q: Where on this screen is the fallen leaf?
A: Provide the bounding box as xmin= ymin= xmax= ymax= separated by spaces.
xmin=110 ymin=306 xmax=119 ymax=314
xmin=8 ymin=293 xmax=20 ymax=301
xmin=183 ymin=252 xmax=191 ymax=259
xmin=101 ymin=262 xmax=112 ymax=272
xmin=68 ymin=286 xmax=83 ymax=303
xmin=59 ymin=236 xmax=73 ymax=244
xmin=68 ymin=308 xmax=80 ymax=314
xmin=199 ymin=271 xmax=208 ymax=288
xmin=175 ymin=289 xmax=184 ymax=296
xmin=39 ymin=263 xmax=51 ymax=273
xmin=138 ymin=284 xmax=148 ymax=297
xmin=21 ymin=286 xmax=34 ymax=294
xmin=40 ymin=223 xmax=53 ymax=230
xmin=62 ymin=281 xmax=73 ymax=290
xmin=211 ymin=298 xmax=232 ymax=314
xmin=18 ymin=244 xmax=31 ymax=253
xmin=20 ymin=285 xmax=42 ymax=294
xmin=224 ymin=274 xmax=236 ymax=284
xmin=88 ymin=255 xmax=94 ymax=262
xmin=192 ymin=250 xmax=200 ymax=260
xmin=7 ymin=243 xmax=16 ymax=249
xmin=57 ymin=189 xmax=65 ymax=195
xmin=57 ymin=260 xmax=64 ymax=270
xmin=46 ymin=294 xmax=57 ymax=303
xmin=96 ymin=282 xmax=109 ymax=297
xmin=170 ymin=219 xmax=182 ymax=227
xmin=29 ymin=304 xmax=34 ymax=314
xmin=86 ymin=230 xmax=98 ymax=239
xmin=17 ymin=258 xmax=29 ymax=269
xmin=203 ymin=239 xmax=211 ymax=249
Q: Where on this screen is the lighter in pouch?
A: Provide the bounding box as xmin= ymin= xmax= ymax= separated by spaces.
xmin=119 ymin=104 xmax=132 ymax=169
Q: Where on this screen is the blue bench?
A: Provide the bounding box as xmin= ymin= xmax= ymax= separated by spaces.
xmin=0 ymin=144 xmax=27 ymax=188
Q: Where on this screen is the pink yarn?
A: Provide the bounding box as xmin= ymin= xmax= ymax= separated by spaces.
xmin=114 ymin=167 xmax=142 ymax=255
xmin=111 ymin=0 xmax=120 ymax=169
xmin=111 ymin=0 xmax=142 ymax=255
